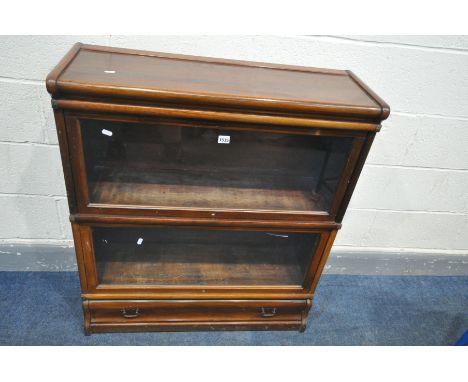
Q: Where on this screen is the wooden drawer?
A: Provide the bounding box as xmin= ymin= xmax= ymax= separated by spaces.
xmin=84 ymin=299 xmax=311 ymax=333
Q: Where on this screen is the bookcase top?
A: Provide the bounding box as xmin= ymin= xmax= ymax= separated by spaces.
xmin=47 ymin=43 xmax=389 ymax=122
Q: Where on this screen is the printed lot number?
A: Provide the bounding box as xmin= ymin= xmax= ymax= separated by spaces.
xmin=218 ymin=135 xmax=230 ymax=144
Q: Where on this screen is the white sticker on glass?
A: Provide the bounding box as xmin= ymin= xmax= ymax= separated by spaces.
xmin=102 ymin=129 xmax=113 ymax=137
xmin=218 ymin=135 xmax=230 ymax=144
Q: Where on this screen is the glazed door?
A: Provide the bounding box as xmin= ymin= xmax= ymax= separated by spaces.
xmin=66 ymin=113 xmax=365 ymax=220
xmin=76 ymin=224 xmax=332 ymax=297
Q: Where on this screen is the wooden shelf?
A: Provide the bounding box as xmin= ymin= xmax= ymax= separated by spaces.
xmin=90 ymin=180 xmax=324 ymax=211
xmin=88 ymin=160 xmax=328 ymax=212
xmin=96 ymin=247 xmax=306 ymax=286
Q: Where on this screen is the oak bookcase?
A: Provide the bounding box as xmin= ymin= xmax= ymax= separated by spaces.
xmin=46 ymin=43 xmax=389 ymax=334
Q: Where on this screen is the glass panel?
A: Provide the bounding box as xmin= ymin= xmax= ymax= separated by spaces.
xmin=81 ymin=119 xmax=353 ymax=213
xmin=92 ymin=226 xmax=320 ymax=286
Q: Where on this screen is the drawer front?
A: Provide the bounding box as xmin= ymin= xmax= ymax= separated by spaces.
xmin=85 ymin=299 xmax=310 ymax=332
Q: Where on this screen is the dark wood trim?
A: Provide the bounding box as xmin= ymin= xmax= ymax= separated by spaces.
xmin=82 ymin=300 xmax=91 ymax=336
xmin=65 ymin=115 xmax=90 ymax=212
xmin=82 ymin=292 xmax=313 ymax=300
xmin=328 ymin=136 xmax=366 ymax=219
xmin=309 ymin=230 xmax=337 ymax=293
xmin=65 ymin=110 xmax=367 ymax=138
xmin=87 ymin=281 xmax=310 ymax=298
xmin=336 ymin=132 xmax=376 ymax=222
xmin=56 ymin=99 xmax=380 ymax=132
xmin=53 ymin=109 xmax=78 ymax=213
xmin=79 ymin=225 xmax=98 ymax=291
xmin=70 ymin=213 xmax=341 ymax=230
xmin=87 ymin=299 xmax=307 ymax=307
xmin=347 ymin=71 xmax=391 ymax=120
xmin=87 ymin=321 xmax=303 ymax=333
xmin=302 ymin=231 xmax=332 ymax=291
xmin=300 ymin=298 xmax=314 ymax=332
xmin=71 ymin=223 xmax=88 ymax=292
xmin=54 ymin=87 xmax=383 ymax=121
xmin=83 ymin=221 xmax=336 ymax=233
xmin=46 ymin=42 xmax=82 ymax=95
xmin=79 ymin=205 xmax=331 ymax=223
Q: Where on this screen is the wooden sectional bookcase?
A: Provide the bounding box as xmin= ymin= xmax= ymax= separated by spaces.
xmin=46 ymin=43 xmax=389 ymax=334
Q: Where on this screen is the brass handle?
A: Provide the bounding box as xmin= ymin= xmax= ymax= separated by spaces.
xmin=261 ymin=307 xmax=277 ymax=317
xmin=121 ymin=307 xmax=140 ymax=318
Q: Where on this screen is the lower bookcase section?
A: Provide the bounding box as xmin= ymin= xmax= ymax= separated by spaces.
xmin=72 ymin=222 xmax=336 ymax=334
xmin=83 ymin=299 xmax=312 ymax=334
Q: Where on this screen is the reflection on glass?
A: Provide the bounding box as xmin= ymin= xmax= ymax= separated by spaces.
xmin=93 ymin=227 xmax=319 ymax=286
xmin=81 ymin=120 xmax=352 ymax=212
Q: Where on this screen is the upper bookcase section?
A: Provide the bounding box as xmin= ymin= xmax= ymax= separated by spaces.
xmin=46 ymin=43 xmax=389 ymax=128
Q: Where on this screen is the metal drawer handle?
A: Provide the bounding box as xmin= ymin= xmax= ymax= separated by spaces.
xmin=261 ymin=307 xmax=277 ymax=317
xmin=121 ymin=307 xmax=140 ymax=318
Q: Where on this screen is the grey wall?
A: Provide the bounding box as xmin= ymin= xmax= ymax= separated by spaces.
xmin=0 ymin=35 xmax=467 ymax=259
